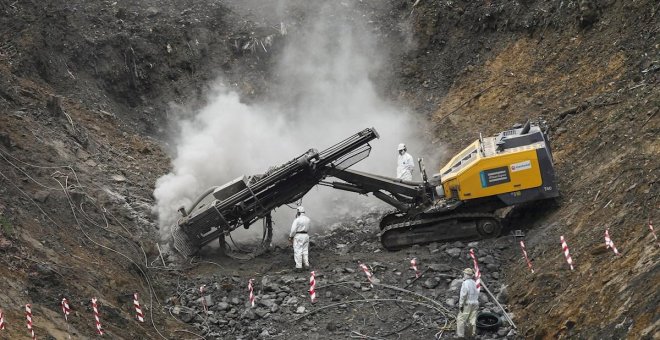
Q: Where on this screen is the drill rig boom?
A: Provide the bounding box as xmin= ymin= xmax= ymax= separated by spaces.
xmin=172 ymin=128 xmax=380 ymax=256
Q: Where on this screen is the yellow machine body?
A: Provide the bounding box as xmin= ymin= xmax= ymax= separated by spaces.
xmin=439 ymin=139 xmax=548 ymax=201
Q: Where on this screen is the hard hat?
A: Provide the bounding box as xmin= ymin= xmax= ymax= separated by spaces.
xmin=297 ymin=206 xmax=305 ymax=213
xmin=463 ymin=268 xmax=474 ymax=276
xmin=397 ymin=143 xmax=406 ymax=151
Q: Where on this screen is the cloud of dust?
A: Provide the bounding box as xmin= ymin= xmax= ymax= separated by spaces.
xmin=153 ymin=1 xmax=444 ymax=244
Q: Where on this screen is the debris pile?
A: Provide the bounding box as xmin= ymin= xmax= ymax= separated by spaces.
xmin=166 ymin=215 xmax=518 ymax=339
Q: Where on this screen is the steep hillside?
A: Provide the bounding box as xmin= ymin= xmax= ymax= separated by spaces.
xmin=1 ymin=0 xmax=273 ymax=338
xmin=1 ymin=0 xmax=658 ymax=339
xmin=410 ymin=1 xmax=659 ymax=337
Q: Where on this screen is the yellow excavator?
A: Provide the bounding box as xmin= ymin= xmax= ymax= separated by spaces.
xmin=172 ymin=121 xmax=558 ymax=256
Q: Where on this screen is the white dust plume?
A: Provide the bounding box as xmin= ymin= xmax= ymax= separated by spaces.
xmin=154 ymin=2 xmax=442 ymax=243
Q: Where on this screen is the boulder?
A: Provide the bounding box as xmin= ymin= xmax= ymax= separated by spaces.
xmin=446 ymin=248 xmax=461 ymax=257
xmin=478 ymin=292 xmax=489 ymax=305
xmin=282 ymin=296 xmax=299 ymax=306
xmin=173 ymin=307 xmax=195 ymax=323
xmin=216 ymin=302 xmax=230 ymax=311
xmin=254 ymin=308 xmax=269 ymax=318
xmin=196 ymin=295 xmax=214 ymax=307
xmin=280 ymin=275 xmax=295 ymax=284
xmin=449 ymin=278 xmax=463 ymax=291
xmin=422 ymin=277 xmax=440 ymax=289
xmin=0 ymin=132 xmax=11 ymax=148
xmin=242 ymin=309 xmax=257 ymax=320
xmin=33 ymin=190 xmax=50 ymax=203
xmin=427 ymin=263 xmax=452 ymax=272
xmin=498 ymin=327 xmax=510 ymax=337
xmin=496 ymin=285 xmax=509 ymax=303
xmin=481 ymin=255 xmax=495 ymax=265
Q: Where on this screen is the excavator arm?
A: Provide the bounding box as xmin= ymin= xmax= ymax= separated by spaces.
xmin=323 ymin=168 xmax=431 ymax=212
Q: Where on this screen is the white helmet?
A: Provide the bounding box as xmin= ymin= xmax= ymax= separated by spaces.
xmin=297 ymin=206 xmax=305 ymax=213
xmin=397 ymin=143 xmax=406 ymax=151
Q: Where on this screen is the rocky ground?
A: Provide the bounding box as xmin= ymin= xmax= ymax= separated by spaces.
xmin=164 ymin=212 xmax=516 ymax=339
xmin=1 ymin=0 xmax=659 ymax=339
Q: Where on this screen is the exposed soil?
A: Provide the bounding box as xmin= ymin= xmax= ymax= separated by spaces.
xmin=1 ymin=0 xmax=658 ymax=339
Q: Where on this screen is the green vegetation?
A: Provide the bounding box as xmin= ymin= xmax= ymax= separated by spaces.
xmin=0 ymin=215 xmax=13 ymax=236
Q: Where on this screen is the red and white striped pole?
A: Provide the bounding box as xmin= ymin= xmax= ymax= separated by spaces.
xmin=26 ymin=304 xmax=36 ymax=340
xmin=61 ymin=298 xmax=71 ymax=321
xmin=0 ymin=308 xmax=6 ymax=330
xmin=199 ymin=285 xmax=208 ymax=315
xmin=604 ymin=229 xmax=620 ymax=256
xmin=410 ymin=258 xmax=420 ymax=278
xmin=519 ymin=241 xmax=535 ymax=273
xmin=91 ymin=298 xmax=104 ymax=335
xmin=358 ymin=263 xmax=374 ymax=288
xmin=248 ymin=279 xmax=255 ymax=308
xmin=133 ymin=293 xmax=145 ymax=323
xmin=649 ymin=219 xmax=659 ymax=246
xmin=62 ymin=298 xmax=71 ymax=339
xmin=309 ymin=271 xmax=317 ymax=303
xmin=468 ymin=249 xmax=482 ymax=291
xmin=560 ymin=236 xmax=574 ymax=271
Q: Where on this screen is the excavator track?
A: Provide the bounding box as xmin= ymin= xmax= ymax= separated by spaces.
xmin=379 ymin=212 xmax=502 ymax=251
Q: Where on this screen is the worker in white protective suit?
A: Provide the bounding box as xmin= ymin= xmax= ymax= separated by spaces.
xmin=288 ymin=206 xmax=310 ymax=271
xmin=396 ymin=143 xmax=415 ymax=181
xmin=457 ymin=268 xmax=480 ymax=338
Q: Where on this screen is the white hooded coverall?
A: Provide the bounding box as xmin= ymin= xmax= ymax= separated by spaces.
xmin=457 ymin=277 xmax=480 ymax=337
xmin=397 ymin=152 xmax=415 ymax=181
xmin=289 ymin=213 xmax=310 ymax=269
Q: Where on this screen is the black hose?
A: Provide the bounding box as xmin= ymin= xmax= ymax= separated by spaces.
xmin=184 ymin=186 xmax=219 ymax=215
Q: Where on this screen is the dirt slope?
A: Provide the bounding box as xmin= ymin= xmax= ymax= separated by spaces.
xmin=1 ymin=0 xmax=658 ymax=339
xmin=411 ymin=1 xmax=659 ymax=338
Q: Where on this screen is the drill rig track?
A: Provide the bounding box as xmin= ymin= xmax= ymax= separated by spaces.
xmin=379 ymin=212 xmax=502 ymax=251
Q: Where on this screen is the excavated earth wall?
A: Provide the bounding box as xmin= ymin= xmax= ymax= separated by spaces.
xmin=0 ymin=0 xmax=658 ymax=339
